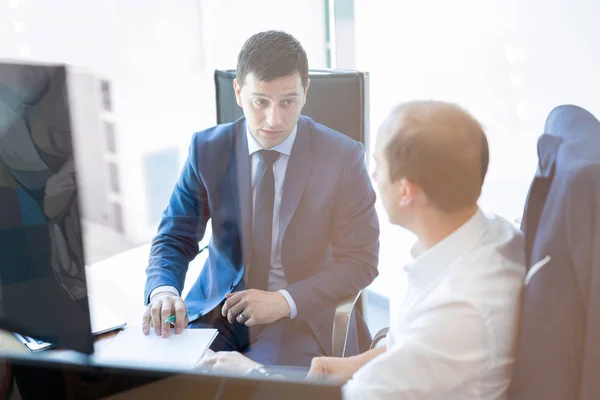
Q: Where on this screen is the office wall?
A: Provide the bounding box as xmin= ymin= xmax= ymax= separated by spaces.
xmin=0 ymin=0 xmax=327 ymax=250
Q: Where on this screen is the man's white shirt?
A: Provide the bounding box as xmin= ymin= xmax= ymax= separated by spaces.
xmin=344 ymin=209 xmax=526 ymax=399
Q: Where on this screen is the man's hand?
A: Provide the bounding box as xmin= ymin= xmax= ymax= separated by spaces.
xmin=221 ymin=289 xmax=290 ymax=326
xmin=142 ymin=292 xmax=189 ymax=338
xmin=308 ymin=346 xmax=387 ymax=383
xmin=307 ymin=356 xmax=364 ymax=383
xmin=198 ymin=351 xmax=261 ymax=375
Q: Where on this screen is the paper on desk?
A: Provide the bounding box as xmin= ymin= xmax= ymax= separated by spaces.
xmin=93 ymin=326 xmax=218 ymax=370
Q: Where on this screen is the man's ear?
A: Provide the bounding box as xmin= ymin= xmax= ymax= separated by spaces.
xmin=233 ymin=79 xmax=243 ymax=108
xmin=302 ymin=78 xmax=310 ymax=107
xmin=397 ymin=178 xmax=417 ymax=207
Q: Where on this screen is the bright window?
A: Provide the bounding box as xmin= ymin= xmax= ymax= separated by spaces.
xmin=354 ymin=0 xmax=600 ymax=298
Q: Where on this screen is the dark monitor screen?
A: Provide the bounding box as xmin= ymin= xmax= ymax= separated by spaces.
xmin=0 ymin=60 xmax=94 ymax=354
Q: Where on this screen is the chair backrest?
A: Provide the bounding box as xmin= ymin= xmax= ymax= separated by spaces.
xmin=509 ymin=105 xmax=600 ymax=400
xmin=214 ymin=69 xmax=370 ymax=156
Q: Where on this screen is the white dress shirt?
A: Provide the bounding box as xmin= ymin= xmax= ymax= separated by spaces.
xmin=343 ymin=209 xmax=525 ymax=400
xmin=150 ymin=125 xmax=299 ymax=318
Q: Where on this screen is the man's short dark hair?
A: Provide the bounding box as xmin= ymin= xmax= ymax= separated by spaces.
xmin=384 ymin=101 xmax=489 ymax=213
xmin=236 ymin=30 xmax=309 ymax=88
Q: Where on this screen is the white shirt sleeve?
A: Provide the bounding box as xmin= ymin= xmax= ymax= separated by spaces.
xmin=343 ymin=302 xmax=487 ymax=400
xmin=278 ymin=289 xmax=298 ymax=319
xmin=149 ymin=285 xmax=180 ymax=301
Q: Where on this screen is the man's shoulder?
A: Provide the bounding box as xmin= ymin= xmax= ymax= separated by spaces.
xmin=468 ymin=214 xmax=524 ymax=268
xmin=190 ymin=119 xmax=242 ymax=147
xmin=445 ymin=214 xmax=525 ymax=289
xmin=444 ymin=216 xmax=525 ymax=306
xmin=483 ymin=213 xmax=525 ymax=260
xmin=301 ymin=115 xmax=362 ymax=153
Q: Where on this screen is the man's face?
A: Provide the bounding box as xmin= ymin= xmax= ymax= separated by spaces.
xmin=372 ymin=142 xmax=400 ymax=225
xmin=234 ymin=72 xmax=309 ymax=149
xmin=372 ymin=120 xmax=412 ymax=227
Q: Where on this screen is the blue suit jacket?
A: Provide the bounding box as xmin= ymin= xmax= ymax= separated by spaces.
xmin=144 ymin=115 xmax=379 ymax=352
xmin=509 ymin=105 xmax=600 ymax=399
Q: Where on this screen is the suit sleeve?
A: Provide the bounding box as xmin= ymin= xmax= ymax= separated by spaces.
xmin=144 ymin=133 xmax=210 ymax=304
xmin=285 ymin=141 xmax=379 ymax=321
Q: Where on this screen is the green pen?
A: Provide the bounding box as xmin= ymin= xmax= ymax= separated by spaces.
xmin=164 ymin=310 xmax=190 ymax=326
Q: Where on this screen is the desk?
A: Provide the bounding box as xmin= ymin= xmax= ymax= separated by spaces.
xmin=0 ymin=242 xmax=208 ymax=398
xmin=0 ymin=241 xmax=343 ymax=399
xmin=85 ymin=241 xmax=206 ymax=322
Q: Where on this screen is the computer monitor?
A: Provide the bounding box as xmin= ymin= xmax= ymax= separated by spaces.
xmin=0 ymin=60 xmax=94 ymax=354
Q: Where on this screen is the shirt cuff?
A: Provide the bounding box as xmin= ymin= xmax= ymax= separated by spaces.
xmin=278 ymin=289 xmax=297 ymax=319
xmin=149 ymin=285 xmax=180 ymax=301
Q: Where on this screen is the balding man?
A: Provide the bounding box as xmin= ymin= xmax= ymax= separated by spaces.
xmin=308 ymin=101 xmax=526 ymax=399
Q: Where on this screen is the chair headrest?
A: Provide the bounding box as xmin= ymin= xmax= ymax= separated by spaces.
xmin=544 ymin=104 xmax=600 ymax=142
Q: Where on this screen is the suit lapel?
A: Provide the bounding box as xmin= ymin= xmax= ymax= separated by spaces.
xmin=233 ymin=119 xmax=252 ymax=265
xmin=279 ymin=117 xmax=312 ymax=244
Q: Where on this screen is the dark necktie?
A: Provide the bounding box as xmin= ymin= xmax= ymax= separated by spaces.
xmin=248 ymin=149 xmax=280 ymax=291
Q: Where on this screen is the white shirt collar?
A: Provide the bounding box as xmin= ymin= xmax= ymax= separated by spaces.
xmin=246 ymin=123 xmax=297 ymax=156
xmin=404 ymin=208 xmax=490 ymax=287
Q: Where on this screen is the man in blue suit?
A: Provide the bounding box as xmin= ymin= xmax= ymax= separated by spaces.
xmin=142 ymin=31 xmax=379 ymax=367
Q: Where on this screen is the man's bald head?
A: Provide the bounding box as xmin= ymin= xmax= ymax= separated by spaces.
xmin=378 ymin=101 xmax=489 ymax=213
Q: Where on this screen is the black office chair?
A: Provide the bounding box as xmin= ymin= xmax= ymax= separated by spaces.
xmin=214 ymin=69 xmax=371 ymax=357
